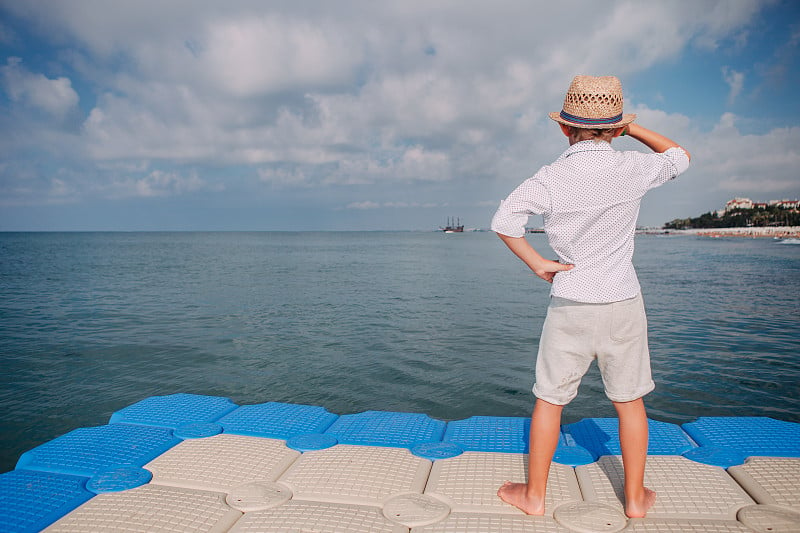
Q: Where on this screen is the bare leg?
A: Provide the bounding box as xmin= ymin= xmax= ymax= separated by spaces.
xmin=498 ymin=399 xmax=563 ymax=515
xmin=613 ymin=398 xmax=656 ymax=518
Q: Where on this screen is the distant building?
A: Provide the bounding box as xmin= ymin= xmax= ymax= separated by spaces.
xmin=772 ymin=199 xmax=799 ymax=209
xmin=725 ymin=198 xmax=753 ymax=211
xmin=724 ymin=198 xmax=798 ymax=212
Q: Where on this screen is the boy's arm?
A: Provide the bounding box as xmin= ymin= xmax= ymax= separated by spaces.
xmin=624 ymin=123 xmax=691 ymax=160
xmin=496 ymin=232 xmax=573 ymax=284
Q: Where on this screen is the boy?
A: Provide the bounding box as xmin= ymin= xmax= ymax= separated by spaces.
xmin=491 ymin=75 xmax=690 ymax=518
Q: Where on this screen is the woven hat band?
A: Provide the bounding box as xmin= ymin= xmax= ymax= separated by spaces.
xmin=559 ymin=110 xmax=623 ymax=126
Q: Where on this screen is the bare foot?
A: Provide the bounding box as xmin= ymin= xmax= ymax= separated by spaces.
xmin=625 ymin=487 xmax=656 ymax=518
xmin=497 ymin=481 xmax=546 ymax=515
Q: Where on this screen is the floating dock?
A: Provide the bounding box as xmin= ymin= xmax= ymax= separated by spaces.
xmin=2 ymin=393 xmax=799 ymax=532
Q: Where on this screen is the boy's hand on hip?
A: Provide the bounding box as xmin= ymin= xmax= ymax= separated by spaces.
xmin=495 ymin=233 xmax=574 ymax=284
xmin=534 ymin=259 xmax=574 ymax=284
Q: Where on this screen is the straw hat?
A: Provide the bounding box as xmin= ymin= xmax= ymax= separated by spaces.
xmin=549 ymin=75 xmax=636 ymax=129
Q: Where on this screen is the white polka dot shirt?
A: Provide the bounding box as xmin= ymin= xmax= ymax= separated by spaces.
xmin=491 ymin=141 xmax=690 ymax=303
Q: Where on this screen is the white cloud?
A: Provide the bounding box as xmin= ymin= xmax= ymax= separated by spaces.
xmin=1 ymin=57 xmax=79 ymax=118
xmin=103 ymin=170 xmax=214 ymax=199
xmin=346 ymin=201 xmax=381 ymax=210
xmin=321 ymin=146 xmax=452 ymax=186
xmin=722 ymin=66 xmax=745 ymax=104
xmin=202 ymin=16 xmax=362 ymax=97
xmin=345 ymin=200 xmax=441 ymax=210
xmin=257 ymin=167 xmax=310 ymax=187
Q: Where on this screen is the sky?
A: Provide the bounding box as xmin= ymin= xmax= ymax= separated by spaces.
xmin=1 ymin=0 xmax=799 ymax=231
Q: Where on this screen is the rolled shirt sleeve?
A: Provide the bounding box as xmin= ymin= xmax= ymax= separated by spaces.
xmin=644 ymin=146 xmax=690 ymax=190
xmin=490 ymin=174 xmax=551 ymax=238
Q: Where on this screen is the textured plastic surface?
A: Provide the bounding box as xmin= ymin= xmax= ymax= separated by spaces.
xmin=563 ymin=418 xmax=696 ymax=459
xmin=16 ymin=423 xmax=180 ymax=477
xmin=411 ymin=441 xmax=464 ymax=461
xmin=443 ymin=416 xmax=529 ymax=453
xmin=145 ymin=434 xmax=300 ymax=492
xmin=425 ymin=451 xmax=581 ymax=517
xmin=683 ymin=417 xmax=800 ymax=457
xmin=225 ymin=481 xmax=292 ymax=512
xmin=382 ymin=492 xmax=451 ymax=527
xmin=279 ymin=444 xmax=431 ymax=506
xmin=728 ymin=457 xmax=800 ymax=508
xmin=552 ymin=501 xmax=628 ymax=532
xmin=325 ymin=410 xmax=446 ymax=448
xmin=174 ymin=422 xmax=223 ymax=440
xmin=682 ymin=445 xmax=749 ymax=468
xmin=218 ymin=401 xmax=338 ymax=439
xmin=229 ymin=500 xmax=408 ymax=532
xmin=553 ymin=441 xmax=596 ymax=466
xmin=109 ymin=393 xmax=237 ymax=428
xmin=44 ymin=484 xmax=241 ymax=533
xmin=285 ymin=432 xmax=338 ymax=452
xmin=0 ymin=469 xmax=93 ymax=533
xmin=413 ymin=512 xmax=571 ymax=532
xmin=737 ymin=504 xmax=800 ymax=533
xmin=577 ymin=455 xmax=753 ymax=520
xmin=86 ymin=466 xmax=152 ymax=493
xmin=622 ymin=519 xmax=755 ymax=532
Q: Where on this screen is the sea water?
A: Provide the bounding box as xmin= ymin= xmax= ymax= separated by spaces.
xmin=1 ymin=231 xmax=798 ymax=473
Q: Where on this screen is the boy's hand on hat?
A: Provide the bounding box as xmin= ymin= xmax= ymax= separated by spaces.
xmin=533 ymin=259 xmax=574 ymax=284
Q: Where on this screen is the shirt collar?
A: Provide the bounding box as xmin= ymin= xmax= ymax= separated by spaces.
xmin=557 ymin=140 xmax=614 ymax=161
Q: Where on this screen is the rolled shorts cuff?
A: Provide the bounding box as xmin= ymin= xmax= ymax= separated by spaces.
xmin=604 ymin=380 xmax=655 ymax=403
xmin=532 ymin=384 xmax=575 ymax=406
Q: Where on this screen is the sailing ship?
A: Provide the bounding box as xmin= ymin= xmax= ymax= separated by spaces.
xmin=441 ymin=217 xmax=464 ymax=233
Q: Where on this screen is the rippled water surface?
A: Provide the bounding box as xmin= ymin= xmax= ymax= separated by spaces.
xmin=1 ymin=231 xmax=798 ymax=472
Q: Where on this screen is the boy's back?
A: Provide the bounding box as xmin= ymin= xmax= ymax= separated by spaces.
xmin=492 ymin=139 xmax=689 ymax=303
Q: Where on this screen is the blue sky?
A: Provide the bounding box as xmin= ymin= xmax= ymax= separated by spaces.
xmin=1 ymin=0 xmax=798 ymax=231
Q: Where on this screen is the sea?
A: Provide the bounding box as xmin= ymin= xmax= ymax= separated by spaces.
xmin=1 ymin=231 xmax=798 ymax=473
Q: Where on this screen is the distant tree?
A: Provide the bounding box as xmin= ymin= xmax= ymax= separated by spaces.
xmin=663 ymin=205 xmax=798 ymax=228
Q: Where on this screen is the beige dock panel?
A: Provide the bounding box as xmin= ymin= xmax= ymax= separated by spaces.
xmin=278 ymin=444 xmax=432 ymax=506
xmin=622 ymin=518 xmax=756 ymax=532
xmin=145 ymin=434 xmax=300 ymax=492
xmin=424 ymin=451 xmax=582 ymax=516
xmin=44 ymin=484 xmax=242 ymax=533
xmin=576 ymin=455 xmax=753 ymax=520
xmin=552 ymin=501 xmax=628 ymax=532
xmin=728 ymin=457 xmax=800 ymax=509
xmin=229 ymin=499 xmax=408 ymax=533
xmin=736 ymin=504 xmax=800 ymax=532
xmin=382 ymin=492 xmax=451 ymax=528
xmin=411 ymin=511 xmax=572 ymax=532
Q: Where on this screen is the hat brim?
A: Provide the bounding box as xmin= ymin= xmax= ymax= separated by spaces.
xmin=549 ymin=111 xmax=636 ymax=129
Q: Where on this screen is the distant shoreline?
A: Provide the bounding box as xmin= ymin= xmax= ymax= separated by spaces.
xmin=664 ymin=226 xmax=800 ymax=239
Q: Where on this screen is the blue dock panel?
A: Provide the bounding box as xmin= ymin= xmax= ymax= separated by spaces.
xmin=443 ymin=416 xmax=529 ymax=453
xmin=109 ymin=393 xmax=238 ymax=428
xmin=218 ymin=402 xmax=338 ymax=439
xmin=563 ymin=418 xmax=696 ymax=459
xmin=683 ymin=417 xmax=800 ymax=457
xmin=16 ymin=423 xmax=180 ymax=477
xmin=325 ymin=410 xmax=446 ymax=448
xmin=0 ymin=469 xmax=93 ymax=533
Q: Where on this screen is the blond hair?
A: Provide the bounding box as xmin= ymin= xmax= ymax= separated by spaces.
xmin=567 ymin=126 xmax=617 ymax=143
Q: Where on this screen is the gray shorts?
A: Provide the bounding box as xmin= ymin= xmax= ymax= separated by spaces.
xmin=533 ymin=293 xmax=655 ymax=405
